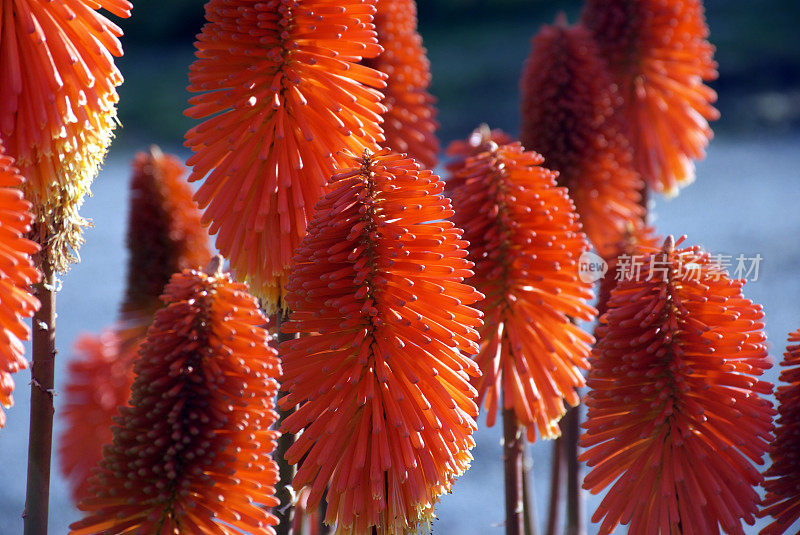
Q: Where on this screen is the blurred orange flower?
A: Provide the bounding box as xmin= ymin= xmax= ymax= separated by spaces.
xmin=365 ymin=0 xmax=440 ymax=168
xmin=582 ymin=0 xmax=719 ymax=197
xmin=0 ymin=0 xmax=132 ymax=268
xmin=759 ymin=329 xmax=800 ymax=534
xmin=186 ymin=0 xmax=388 ymax=309
xmin=582 ymin=236 xmax=774 ymax=534
xmin=58 ymin=331 xmax=136 ymax=503
xmin=447 ymin=138 xmax=596 ymax=441
xmin=122 ymin=147 xmax=211 ymax=319
xmin=59 ymin=148 xmax=212 ymax=503
xmin=279 ymin=149 xmax=483 ymax=534
xmin=70 ymin=267 xmax=281 ymax=534
xmin=0 ymin=147 xmax=41 ymax=428
xmin=520 ymin=21 xmax=643 ymax=258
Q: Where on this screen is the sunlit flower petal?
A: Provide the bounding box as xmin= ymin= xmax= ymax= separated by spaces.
xmin=0 ymin=146 xmax=41 ymax=428
xmin=520 ymin=20 xmax=644 ymax=258
xmin=365 ymin=0 xmax=440 ymax=168
xmin=582 ymin=0 xmax=719 ymax=196
xmin=279 ymin=149 xmax=483 ymax=534
xmin=185 ymin=0 xmax=388 ymax=309
xmin=581 ymin=236 xmax=774 ymax=534
xmin=759 ymin=329 xmax=800 ymax=534
xmin=70 ymin=266 xmax=281 ymax=535
xmin=0 ymin=0 xmax=132 ymax=269
xmin=446 ymin=136 xmax=596 ymax=441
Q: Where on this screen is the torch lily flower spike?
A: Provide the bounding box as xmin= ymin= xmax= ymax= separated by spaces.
xmin=279 ymin=149 xmax=484 ymax=534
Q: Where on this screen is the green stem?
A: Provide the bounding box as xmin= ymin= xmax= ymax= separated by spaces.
xmin=24 ymin=257 xmax=56 ymax=535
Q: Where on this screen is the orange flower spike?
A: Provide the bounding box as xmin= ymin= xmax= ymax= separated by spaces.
xmin=581 ymin=236 xmax=775 ymax=535
xmin=0 ymin=0 xmax=132 ymax=269
xmin=446 ymin=139 xmax=596 ymax=441
xmin=582 ymin=0 xmax=719 ymax=196
xmin=70 ymin=264 xmax=281 ymax=535
xmin=279 ymin=149 xmax=483 ymax=534
xmin=444 ymin=125 xmax=513 ymax=191
xmin=759 ymin=330 xmax=800 ymax=534
xmin=519 ymin=21 xmax=644 ymax=258
xmin=122 ymin=147 xmax=211 ymax=318
xmin=364 ymin=0 xmax=440 ymax=168
xmin=58 ymin=330 xmax=136 ymax=503
xmin=0 ymin=147 xmax=41 ymax=428
xmin=185 ymin=0 xmax=388 ymax=310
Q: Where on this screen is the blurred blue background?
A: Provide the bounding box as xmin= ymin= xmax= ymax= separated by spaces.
xmin=0 ymin=1 xmax=799 ymax=533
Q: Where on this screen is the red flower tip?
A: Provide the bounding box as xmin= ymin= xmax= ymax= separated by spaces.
xmin=581 ymin=236 xmax=775 ymax=534
xmin=582 ymin=0 xmax=719 ymax=197
xmin=279 ymin=149 xmax=483 ymax=533
xmin=520 ymin=21 xmax=644 ymax=258
xmin=185 ymin=0 xmax=388 ymax=310
xmin=365 ymin=0 xmax=440 ymax=168
xmin=59 ymin=330 xmax=137 ymax=504
xmin=444 ymin=124 xmax=514 ymax=191
xmin=70 ymin=265 xmax=281 ymax=534
xmin=123 ymin=147 xmax=211 ymax=318
xmin=0 ymin=147 xmax=41 ymax=429
xmin=447 ymin=138 xmax=596 ymax=441
xmin=758 ymin=330 xmax=800 ymax=534
xmin=0 ymin=0 xmax=132 ymax=269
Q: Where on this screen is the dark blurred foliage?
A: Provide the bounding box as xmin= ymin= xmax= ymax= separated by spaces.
xmin=112 ymin=0 xmax=800 ymax=146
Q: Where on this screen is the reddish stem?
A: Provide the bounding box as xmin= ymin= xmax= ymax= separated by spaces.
xmin=545 ymin=436 xmax=565 ymax=535
xmin=503 ymin=407 xmax=525 ymax=535
xmin=275 ymin=309 xmax=296 ymax=535
xmin=563 ymin=406 xmax=585 ymax=535
xmin=24 ymin=258 xmax=56 ymax=535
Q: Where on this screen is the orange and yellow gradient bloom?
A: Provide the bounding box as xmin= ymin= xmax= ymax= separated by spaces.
xmin=279 ymin=150 xmax=483 ymax=534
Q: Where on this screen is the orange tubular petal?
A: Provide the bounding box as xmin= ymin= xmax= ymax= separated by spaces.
xmin=0 ymin=146 xmax=41 ymax=428
xmin=582 ymin=0 xmax=719 ymax=197
xmin=0 ymin=0 xmax=132 ymax=269
xmin=70 ymin=268 xmax=281 ymax=535
xmin=520 ymin=21 xmax=644 ymax=259
xmin=280 ymin=149 xmax=482 ymax=534
xmin=582 ymin=236 xmax=775 ymax=534
xmin=446 ymin=133 xmax=596 ymax=441
xmin=758 ymin=330 xmax=800 ymax=534
xmin=364 ymin=0 xmax=440 ymax=168
xmin=185 ymin=0 xmax=388 ymax=310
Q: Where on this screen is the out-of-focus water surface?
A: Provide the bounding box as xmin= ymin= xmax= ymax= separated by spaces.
xmin=0 ymin=134 xmax=798 ymax=534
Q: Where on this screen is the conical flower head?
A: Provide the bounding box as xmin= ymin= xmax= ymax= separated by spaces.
xmin=364 ymin=0 xmax=440 ymax=168
xmin=581 ymin=0 xmax=719 ymax=196
xmin=519 ymin=20 xmax=644 ymax=258
xmin=279 ymin=149 xmax=483 ymax=534
xmin=122 ymin=147 xmax=211 ymax=318
xmin=0 ymin=0 xmax=132 ymax=269
xmin=0 ymin=146 xmax=41 ymax=428
xmin=581 ymin=236 xmax=775 ymax=534
xmin=446 ymin=138 xmax=596 ymax=441
xmin=70 ymin=264 xmax=281 ymax=534
xmin=444 ymin=125 xmax=513 ymax=190
xmin=59 ymin=330 xmax=137 ymax=503
xmin=185 ymin=0 xmax=388 ymax=310
xmin=759 ymin=330 xmax=800 ymax=534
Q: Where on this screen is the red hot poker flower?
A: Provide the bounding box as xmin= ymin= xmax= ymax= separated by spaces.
xmin=519 ymin=21 xmax=644 ymax=259
xmin=70 ymin=265 xmax=281 ymax=534
xmin=58 ymin=330 xmax=136 ymax=503
xmin=582 ymin=0 xmax=719 ymax=197
xmin=122 ymin=147 xmax=211 ymax=318
xmin=186 ymin=0 xmax=388 ymax=309
xmin=581 ymin=236 xmax=775 ymax=535
xmin=0 ymin=147 xmax=41 ymax=428
xmin=447 ymin=139 xmax=596 ymax=441
xmin=280 ymin=149 xmax=483 ymax=534
xmin=364 ymin=0 xmax=440 ymax=168
xmin=759 ymin=330 xmax=800 ymax=534
xmin=0 ymin=0 xmax=132 ymax=268
xmin=444 ymin=125 xmax=513 ymax=189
